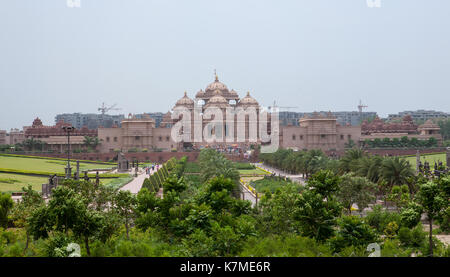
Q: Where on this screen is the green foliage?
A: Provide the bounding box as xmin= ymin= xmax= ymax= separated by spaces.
xmin=295 ymin=190 xmax=341 ymax=242
xmin=381 ymin=157 xmax=414 ymax=187
xmin=400 ymin=201 xmax=423 ymax=228
xmin=398 ymin=223 xmax=427 ymax=248
xmin=258 ymin=184 xmax=301 ymax=235
xmin=198 ymin=149 xmax=239 ymax=182
xmin=259 ymin=148 xmax=333 ymax=178
xmin=239 ymin=235 xmax=332 ymax=257
xmin=384 ymin=221 xmax=399 ymax=239
xmin=337 ymin=173 xmax=376 ymax=214
xmin=0 ymin=193 xmax=14 ymax=228
xmin=163 ymin=175 xmax=187 ymax=195
xmin=387 ymin=185 xmax=411 ymax=210
xmin=365 ymin=205 xmax=402 ymax=233
xmin=251 ymin=176 xmax=302 ymax=194
xmin=329 ymin=216 xmax=378 ymax=253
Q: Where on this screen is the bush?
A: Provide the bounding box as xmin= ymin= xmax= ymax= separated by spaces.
xmin=0 ymin=193 xmax=14 ymax=228
xmin=366 ymin=205 xmax=402 ymax=233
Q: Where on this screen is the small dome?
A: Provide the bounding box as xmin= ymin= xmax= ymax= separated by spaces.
xmin=419 ymin=119 xmax=440 ymax=130
xmin=32 ymin=117 xmax=43 ymax=127
xmin=238 ymin=91 xmax=259 ymax=106
xmin=205 ymin=90 xmax=229 ymax=108
xmin=195 ymin=89 xmax=205 ymax=98
xmin=175 ymin=91 xmax=194 ymax=107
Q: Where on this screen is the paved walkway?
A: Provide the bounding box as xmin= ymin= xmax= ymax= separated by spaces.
xmin=120 ymin=168 xmax=158 ymax=194
xmin=253 ymin=163 xmax=306 ymax=185
xmin=240 ymin=183 xmax=257 ymax=207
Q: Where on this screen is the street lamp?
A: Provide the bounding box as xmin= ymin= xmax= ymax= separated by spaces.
xmin=62 ymin=126 xmax=75 ymax=179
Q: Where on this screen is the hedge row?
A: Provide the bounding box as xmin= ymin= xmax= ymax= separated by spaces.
xmin=141 ymin=157 xmax=186 ymax=193
xmin=0 ymin=153 xmax=116 ymax=165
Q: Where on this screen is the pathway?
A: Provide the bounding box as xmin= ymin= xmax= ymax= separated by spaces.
xmin=120 ymin=167 xmax=158 ymax=194
xmin=240 ymin=182 xmax=257 ymax=207
xmin=253 ymin=162 xmax=306 ymax=185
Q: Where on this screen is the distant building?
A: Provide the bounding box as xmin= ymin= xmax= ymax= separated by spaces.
xmin=8 ymin=128 xmax=25 ymax=145
xmin=388 ymin=110 xmax=449 ymax=122
xmin=0 ymin=130 xmax=6 ymax=145
xmin=135 ymin=112 xmax=165 ymax=127
xmin=279 ymin=111 xmax=377 ymax=126
xmin=55 ymin=113 xmax=125 ymax=130
xmin=361 ymin=116 xmax=442 ymax=144
xmin=25 ymin=118 xmax=97 ymax=152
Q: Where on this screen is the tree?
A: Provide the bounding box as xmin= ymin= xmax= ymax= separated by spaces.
xmin=28 ymin=185 xmax=118 ymax=256
xmin=339 ymin=148 xmax=365 ymax=173
xmin=329 ymin=215 xmax=378 ymax=253
xmin=198 ymin=149 xmax=239 ymax=183
xmin=381 ymin=157 xmax=414 ymax=188
xmin=337 ymin=174 xmax=376 ymax=214
xmin=113 ymin=190 xmax=137 ymax=240
xmin=259 ymin=185 xmax=301 ymax=235
xmin=416 ymin=181 xmax=446 ymax=256
xmin=355 ymin=155 xmax=383 ymax=183
xmin=0 ymin=193 xmax=14 ymax=228
xmin=400 ymin=201 xmax=423 ymax=229
xmin=295 ymin=189 xmax=341 ymax=241
xmin=163 ymin=175 xmax=187 ymax=195
xmin=10 ymin=185 xmax=44 ymax=251
xmin=387 ymin=185 xmax=410 ymax=210
xmin=306 ymin=170 xmax=341 ymax=201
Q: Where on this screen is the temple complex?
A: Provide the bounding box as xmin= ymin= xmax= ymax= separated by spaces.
xmin=24 ymin=117 xmax=97 ymax=152
xmin=360 ymin=116 xmax=442 ymax=144
xmin=14 ymin=74 xmax=444 ymax=155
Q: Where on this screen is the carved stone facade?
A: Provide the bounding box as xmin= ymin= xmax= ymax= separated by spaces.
xmin=360 ymin=116 xmax=442 ymax=144
xmin=280 ymin=113 xmax=361 ymax=151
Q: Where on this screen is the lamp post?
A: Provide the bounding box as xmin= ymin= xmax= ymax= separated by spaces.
xmin=62 ymin=126 xmax=75 ymax=179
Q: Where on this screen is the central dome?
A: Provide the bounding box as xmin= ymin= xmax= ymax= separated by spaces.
xmin=205 ymin=74 xmax=229 ymax=93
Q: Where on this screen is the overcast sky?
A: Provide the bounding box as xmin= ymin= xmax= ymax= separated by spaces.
xmin=1 ymin=0 xmax=449 ymax=130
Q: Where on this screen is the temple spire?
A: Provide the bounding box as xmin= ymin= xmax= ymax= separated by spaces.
xmin=214 ymin=69 xmax=218 ymax=82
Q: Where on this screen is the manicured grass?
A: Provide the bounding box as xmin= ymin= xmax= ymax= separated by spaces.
xmin=239 ymin=168 xmax=270 ymax=176
xmin=0 ymin=173 xmax=46 ymax=193
xmin=232 ymin=162 xmax=256 ymax=170
xmin=185 ymin=162 xmax=201 ymax=173
xmin=0 ymin=155 xmax=113 ymax=174
xmin=250 ymin=176 xmax=303 ymax=193
xmin=101 ymin=176 xmax=134 ymax=190
xmin=403 ymin=153 xmax=446 ymax=170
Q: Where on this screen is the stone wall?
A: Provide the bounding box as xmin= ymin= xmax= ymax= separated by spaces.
xmin=22 ymin=151 xmax=255 ymax=163
xmin=325 ymin=147 xmax=446 ymax=157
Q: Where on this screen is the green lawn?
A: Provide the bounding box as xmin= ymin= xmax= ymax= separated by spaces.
xmin=239 ymin=168 xmax=270 ymax=176
xmin=101 ymin=176 xmax=134 ymax=190
xmin=250 ymin=176 xmax=302 ymax=193
xmin=403 ymin=153 xmax=446 ymax=169
xmin=0 ymin=173 xmax=47 ymax=193
xmin=0 ymin=155 xmax=113 ymax=174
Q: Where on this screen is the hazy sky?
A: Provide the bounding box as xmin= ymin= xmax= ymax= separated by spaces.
xmin=1 ymin=0 xmax=449 ymax=130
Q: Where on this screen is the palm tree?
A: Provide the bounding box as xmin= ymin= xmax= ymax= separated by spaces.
xmin=339 ymin=148 xmax=366 ymax=173
xmin=356 ymin=155 xmax=384 ymax=183
xmin=83 ymin=136 xmax=93 ymax=148
xmin=381 ymin=157 xmax=414 ymax=189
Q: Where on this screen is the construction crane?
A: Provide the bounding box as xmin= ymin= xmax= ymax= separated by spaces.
xmin=358 ymin=100 xmax=368 ymax=114
xmin=268 ymin=100 xmax=298 ymax=112
xmin=98 ymin=102 xmax=121 ymax=115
